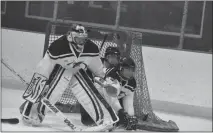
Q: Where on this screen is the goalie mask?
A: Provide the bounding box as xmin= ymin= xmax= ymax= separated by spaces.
xmin=104 ymin=47 xmax=120 ymax=67
xmin=119 ymin=57 xmax=136 ymax=80
xmin=67 ymin=24 xmax=89 ymax=52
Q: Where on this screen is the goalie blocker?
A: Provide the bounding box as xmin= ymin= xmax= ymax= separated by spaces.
xmin=22 ymin=73 xmax=49 ymax=103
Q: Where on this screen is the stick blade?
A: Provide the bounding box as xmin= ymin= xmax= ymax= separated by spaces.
xmin=1 ymin=118 xmax=19 ymax=124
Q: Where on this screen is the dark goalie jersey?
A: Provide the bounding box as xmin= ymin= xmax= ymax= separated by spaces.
xmin=104 ymin=67 xmax=136 ymax=99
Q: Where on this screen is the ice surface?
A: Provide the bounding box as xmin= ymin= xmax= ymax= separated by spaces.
xmin=1 ymin=87 xmax=212 ymax=131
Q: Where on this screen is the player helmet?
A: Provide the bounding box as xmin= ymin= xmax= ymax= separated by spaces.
xmin=105 ymin=47 xmax=120 ymax=58
xmin=67 ymin=24 xmax=89 ymax=52
xmin=119 ymin=57 xmax=136 ymax=80
xmin=104 ymin=47 xmax=120 ymax=67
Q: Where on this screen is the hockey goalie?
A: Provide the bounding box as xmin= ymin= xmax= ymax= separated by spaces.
xmin=19 ymin=24 xmax=120 ymax=130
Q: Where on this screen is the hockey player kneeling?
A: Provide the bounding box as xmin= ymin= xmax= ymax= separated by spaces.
xmin=105 ymin=57 xmax=138 ymax=130
xmin=19 ymin=24 xmax=118 ymax=128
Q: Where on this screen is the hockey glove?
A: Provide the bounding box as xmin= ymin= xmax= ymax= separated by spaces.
xmin=104 ymin=77 xmax=120 ymax=97
xmin=94 ymin=77 xmax=120 ymax=97
xmin=117 ymin=109 xmax=138 ymax=130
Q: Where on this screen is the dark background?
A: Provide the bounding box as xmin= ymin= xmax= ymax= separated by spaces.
xmin=1 ymin=1 xmax=212 ymax=53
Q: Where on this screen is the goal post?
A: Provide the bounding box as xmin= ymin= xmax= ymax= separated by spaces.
xmin=43 ymin=21 xmax=179 ymax=132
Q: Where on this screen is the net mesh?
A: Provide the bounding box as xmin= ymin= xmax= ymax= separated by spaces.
xmin=44 ymin=21 xmax=179 ymax=131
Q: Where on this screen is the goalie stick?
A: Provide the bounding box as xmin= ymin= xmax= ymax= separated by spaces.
xmin=41 ymin=97 xmax=113 ymax=131
xmin=1 ymin=59 xmax=29 ymax=86
xmin=1 ymin=59 xmax=116 ymax=131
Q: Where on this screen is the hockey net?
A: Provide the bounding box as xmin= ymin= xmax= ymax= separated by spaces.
xmin=43 ymin=21 xmax=179 ymax=132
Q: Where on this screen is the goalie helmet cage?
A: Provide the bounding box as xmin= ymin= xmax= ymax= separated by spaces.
xmin=43 ymin=21 xmax=179 ymax=132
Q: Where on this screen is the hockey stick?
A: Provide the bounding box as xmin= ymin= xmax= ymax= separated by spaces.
xmin=1 ymin=59 xmax=29 ymax=86
xmin=1 ymin=59 xmax=114 ymax=131
xmin=42 ymin=96 xmax=113 ymax=131
xmin=100 ymin=33 xmax=108 ymax=51
xmin=1 ymin=59 xmax=24 ymax=124
xmin=1 ymin=118 xmax=19 ymax=124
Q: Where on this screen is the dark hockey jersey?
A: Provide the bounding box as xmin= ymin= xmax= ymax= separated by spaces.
xmin=104 ymin=67 xmax=136 ymax=98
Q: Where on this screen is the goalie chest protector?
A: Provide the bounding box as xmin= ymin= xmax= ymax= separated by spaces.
xmin=46 ymin=35 xmax=100 ymax=69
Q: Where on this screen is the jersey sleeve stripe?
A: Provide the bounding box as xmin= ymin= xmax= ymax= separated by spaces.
xmin=47 ymin=50 xmax=74 ymax=60
xmin=125 ymin=85 xmax=135 ymax=92
xmin=80 ymin=53 xmax=99 ymax=57
xmin=104 ymin=68 xmax=114 ymax=79
xmin=105 ymin=68 xmax=114 ymax=75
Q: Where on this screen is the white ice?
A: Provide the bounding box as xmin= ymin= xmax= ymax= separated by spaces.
xmin=1 ymin=87 xmax=212 ymax=132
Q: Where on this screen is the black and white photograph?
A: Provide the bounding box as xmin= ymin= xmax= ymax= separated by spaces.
xmin=1 ymin=1 xmax=212 ymax=132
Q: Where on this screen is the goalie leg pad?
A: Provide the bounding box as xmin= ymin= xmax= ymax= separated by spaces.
xmin=37 ymin=66 xmax=68 ymax=116
xmin=35 ymin=66 xmax=102 ymax=125
xmin=20 ymin=100 xmax=45 ymax=126
xmin=75 ymin=69 xmax=119 ymax=124
xmin=80 ymin=104 xmax=96 ymax=126
xmin=20 ymin=73 xmax=49 ymax=125
xmin=21 ymin=66 xmax=67 ymax=125
xmin=72 ymin=73 xmax=104 ymax=125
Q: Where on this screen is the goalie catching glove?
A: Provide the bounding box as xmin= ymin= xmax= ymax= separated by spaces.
xmin=117 ymin=109 xmax=138 ymax=130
